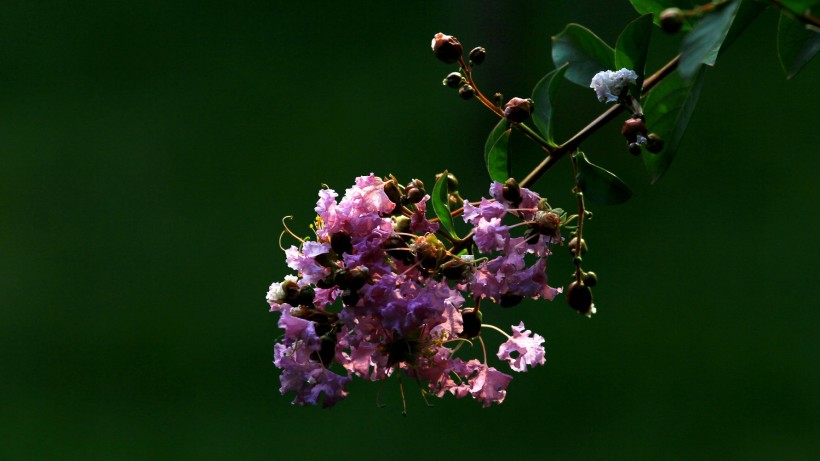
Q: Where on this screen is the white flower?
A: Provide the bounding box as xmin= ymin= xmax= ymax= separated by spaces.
xmin=589 ymin=68 xmax=638 ymax=103
xmin=266 ymin=275 xmax=299 ymax=304
xmin=266 ymin=282 xmax=285 ymax=304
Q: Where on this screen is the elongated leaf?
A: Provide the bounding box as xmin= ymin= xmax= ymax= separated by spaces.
xmin=615 ymin=14 xmax=654 ymax=98
xmin=778 ymin=11 xmax=820 ymax=78
xmin=484 ymin=119 xmax=510 ymax=173
xmin=551 ymin=24 xmax=615 ymax=87
xmin=574 ymin=151 xmax=633 ymax=205
xmin=629 ymin=0 xmax=696 ymax=31
xmin=486 ymin=129 xmax=511 ymax=183
xmin=720 ymin=0 xmax=768 ymax=54
xmin=531 ymin=64 xmax=568 ymax=146
xmin=679 ymin=0 xmax=743 ymax=80
xmin=432 ymin=170 xmax=457 ymax=239
xmin=642 ymin=69 xmax=706 ymax=182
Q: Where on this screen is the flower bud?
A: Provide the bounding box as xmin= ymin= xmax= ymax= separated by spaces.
xmin=330 ymin=232 xmax=352 ymax=256
xmin=568 ymin=237 xmax=587 ymax=256
xmin=313 ymin=251 xmax=338 ymax=268
xmin=660 ymin=8 xmax=685 ymax=34
xmin=621 ymin=117 xmax=648 ymax=144
xmin=297 ymin=285 xmax=315 ymax=307
xmin=499 ymin=292 xmax=524 ymax=308
xmin=458 ymin=84 xmax=475 ymax=100
xmin=316 ymin=274 xmax=335 ymax=289
xmin=341 ymin=288 xmax=360 ymax=307
xmin=502 ymin=178 xmax=522 ymax=206
xmin=566 ymin=281 xmax=594 ymax=315
xmin=383 ymin=235 xmax=413 ymax=263
xmin=530 ymin=210 xmax=561 ymax=238
xmin=646 ymin=133 xmax=664 ymax=154
xmin=460 ymin=307 xmax=482 ymax=338
xmin=415 ymin=234 xmax=445 ymax=270
xmin=440 ymin=258 xmax=471 ymax=282
xmin=346 ymin=266 xmax=369 ymax=291
xmin=431 ymin=33 xmax=463 ymax=64
xmin=468 ymin=46 xmax=486 ymax=65
xmin=582 ymin=271 xmax=598 ymax=287
xmin=628 ymin=142 xmax=642 ymax=156
xmin=405 ymin=178 xmax=426 ymax=204
xmin=443 ymin=72 xmax=463 ymax=88
xmin=316 ymin=334 xmax=337 ymax=367
xmin=284 ymin=284 xmax=304 ymax=307
xmin=383 ymin=178 xmax=405 ymax=205
xmin=503 ymin=97 xmax=534 ymax=123
xmin=393 ymin=215 xmax=411 ymax=234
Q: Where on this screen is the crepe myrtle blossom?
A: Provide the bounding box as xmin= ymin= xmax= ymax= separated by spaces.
xmin=590 ymin=68 xmax=638 ymax=103
xmin=267 ymin=174 xmax=560 ymax=409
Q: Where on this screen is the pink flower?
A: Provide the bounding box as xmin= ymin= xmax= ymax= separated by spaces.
xmin=497 ymin=322 xmax=546 ymax=372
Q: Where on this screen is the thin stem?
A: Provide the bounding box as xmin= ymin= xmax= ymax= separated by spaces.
xmin=477 ymin=335 xmax=488 ymax=365
xmin=519 ymin=55 xmax=681 ymax=189
xmin=482 ymin=323 xmax=512 ymax=339
xmin=458 ymin=57 xmax=555 ymax=155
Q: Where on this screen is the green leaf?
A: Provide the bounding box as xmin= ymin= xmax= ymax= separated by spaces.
xmin=779 ymin=0 xmax=820 ymax=11
xmin=615 ymin=14 xmax=654 ymax=98
xmin=484 ymin=119 xmax=511 ymax=181
xmin=679 ymin=0 xmax=743 ymax=80
xmin=573 ymin=151 xmax=633 ymax=205
xmin=432 ymin=170 xmax=458 ymax=239
xmin=777 ymin=11 xmax=820 ymax=78
xmin=486 ymin=129 xmax=511 ymax=183
xmin=551 ymin=24 xmax=616 ymax=87
xmin=642 ymin=69 xmax=706 ymax=182
xmin=629 ymin=0 xmax=696 ymax=31
xmin=719 ymin=0 xmax=768 ymax=56
xmin=531 ymin=64 xmax=568 ymax=146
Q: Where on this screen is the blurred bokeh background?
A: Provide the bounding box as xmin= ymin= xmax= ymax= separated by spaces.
xmin=1 ymin=1 xmax=818 ymax=459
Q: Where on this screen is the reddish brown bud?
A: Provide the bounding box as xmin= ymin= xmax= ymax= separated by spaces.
xmin=405 ymin=179 xmax=426 ymax=204
xmin=443 ymin=72 xmax=463 ymax=88
xmin=431 ymin=33 xmax=463 ymax=64
xmin=468 ymin=47 xmax=486 ymax=65
xmin=458 ymin=84 xmax=475 ymax=100
xmin=500 ymin=292 xmax=524 ymax=308
xmin=503 ymin=97 xmax=534 ymax=123
xmin=566 ymin=281 xmax=594 ymax=315
xmin=460 ymin=308 xmax=482 ymax=338
xmin=621 ymin=117 xmax=648 ymax=144
xmin=646 ymin=133 xmax=664 ymax=154
xmin=502 ymin=178 xmax=522 ymax=206
xmin=530 ymin=210 xmax=562 ymax=238
xmin=330 ymin=232 xmax=352 ymax=255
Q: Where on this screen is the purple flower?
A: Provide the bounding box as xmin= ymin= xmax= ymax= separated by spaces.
xmin=474 ymin=217 xmax=509 ymax=253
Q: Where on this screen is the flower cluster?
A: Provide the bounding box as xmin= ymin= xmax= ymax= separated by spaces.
xmin=267 ymin=174 xmax=561 ymax=408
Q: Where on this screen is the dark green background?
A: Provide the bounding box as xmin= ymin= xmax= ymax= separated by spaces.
xmin=2 ymin=1 xmax=818 ymax=459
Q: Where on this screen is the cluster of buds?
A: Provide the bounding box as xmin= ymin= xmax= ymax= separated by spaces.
xmin=267 ymin=174 xmax=565 ymax=409
xmin=621 ymin=115 xmax=664 ymax=155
